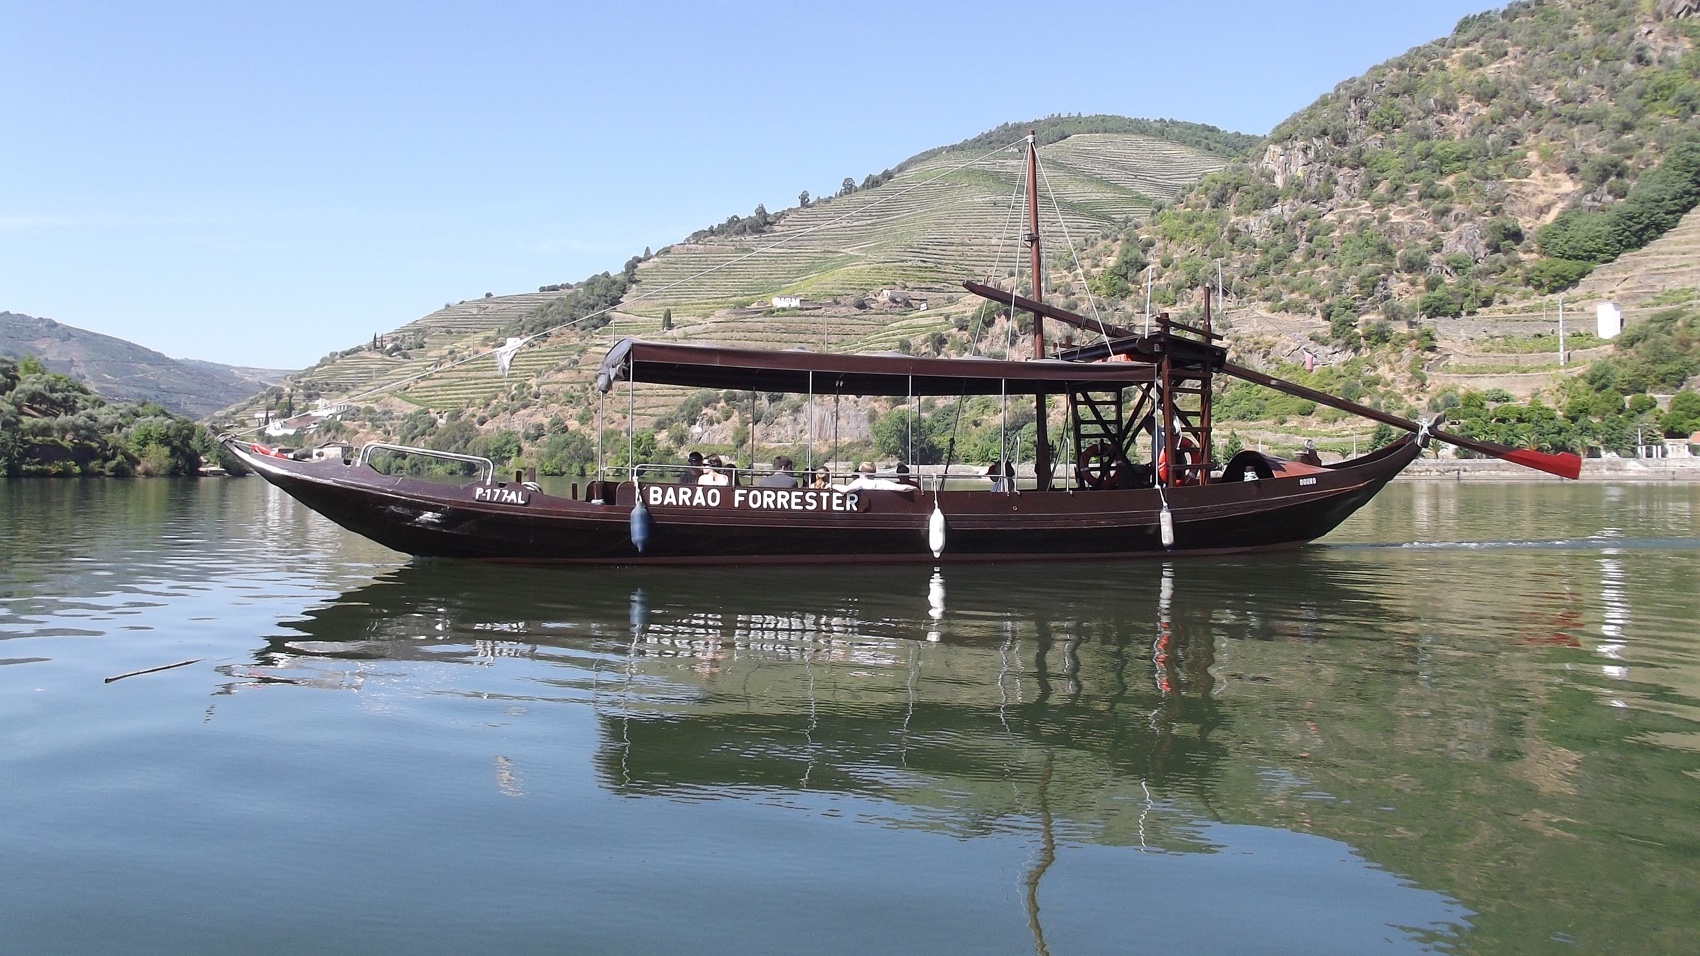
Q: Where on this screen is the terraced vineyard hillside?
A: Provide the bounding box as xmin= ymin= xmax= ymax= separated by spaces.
xmin=1566 ymin=203 xmax=1700 ymax=312
xmin=528 ymin=132 xmax=1229 ymax=431
xmin=1401 ymin=203 xmax=1700 ymax=399
xmin=217 ymin=292 xmax=577 ymax=423
xmin=213 ymin=122 xmax=1237 ymax=445
xmin=627 ymin=133 xmax=1225 ymax=322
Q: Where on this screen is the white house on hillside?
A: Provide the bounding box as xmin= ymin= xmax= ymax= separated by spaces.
xmin=262 ymin=401 xmax=351 ymax=438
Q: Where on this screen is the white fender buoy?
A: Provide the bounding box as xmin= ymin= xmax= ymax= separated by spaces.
xmin=630 ymin=496 xmax=651 ymax=553
xmin=928 ymin=500 xmax=947 ymax=558
xmin=1159 ymin=503 xmax=1175 ymax=550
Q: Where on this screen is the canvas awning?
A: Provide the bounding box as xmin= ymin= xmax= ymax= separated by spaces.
xmin=595 ymin=338 xmax=1154 ymax=397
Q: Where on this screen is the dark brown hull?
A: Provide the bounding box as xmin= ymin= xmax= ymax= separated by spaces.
xmin=226 ymin=437 xmax=1423 ymax=564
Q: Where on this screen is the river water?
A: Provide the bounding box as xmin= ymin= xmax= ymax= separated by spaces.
xmin=1 ymin=478 xmax=1695 ymax=955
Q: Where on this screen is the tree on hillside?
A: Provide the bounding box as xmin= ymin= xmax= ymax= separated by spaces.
xmin=902 ymin=115 xmax=1261 ymax=169
xmin=0 ymin=354 xmax=211 ymax=477
xmin=1536 ymin=141 xmax=1700 ymax=274
xmin=537 ymin=431 xmax=594 ymax=476
xmin=507 ymin=271 xmax=630 ymax=337
xmin=1663 ymin=392 xmax=1700 ymax=437
xmin=873 ymin=407 xmax=946 ymax=464
xmin=1221 ymin=431 xmax=1243 ymax=460
xmin=861 ymin=169 xmax=894 ymax=190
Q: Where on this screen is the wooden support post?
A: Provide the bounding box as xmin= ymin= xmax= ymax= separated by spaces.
xmin=1199 ymin=288 xmax=1214 ymax=485
xmin=1160 ymin=352 xmax=1176 ymax=488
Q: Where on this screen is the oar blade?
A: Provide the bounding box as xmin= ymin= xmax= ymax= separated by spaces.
xmin=1501 ymin=448 xmax=1584 ymax=480
xmin=1432 ymin=428 xmax=1585 ymax=480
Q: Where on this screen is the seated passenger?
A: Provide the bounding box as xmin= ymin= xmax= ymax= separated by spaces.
xmin=839 ymin=461 xmax=914 ymax=493
xmin=1296 ymin=439 xmax=1322 ymax=466
xmin=759 ymin=455 xmax=798 ymax=488
xmin=811 ymin=466 xmax=833 ymax=489
xmin=680 ymin=451 xmax=705 ymax=484
xmin=985 ymin=460 xmax=1015 ymax=492
xmin=698 ymin=455 xmax=731 ymax=486
xmin=893 ymin=462 xmax=919 ymax=487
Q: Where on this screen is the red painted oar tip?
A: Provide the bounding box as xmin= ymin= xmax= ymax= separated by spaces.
xmin=1502 ymin=448 xmax=1583 ymax=480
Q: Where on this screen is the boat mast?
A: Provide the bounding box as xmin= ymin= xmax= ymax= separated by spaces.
xmin=1026 ymin=132 xmax=1053 ymax=491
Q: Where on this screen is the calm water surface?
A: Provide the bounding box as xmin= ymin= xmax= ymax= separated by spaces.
xmin=1 ymin=478 xmax=1696 ymax=955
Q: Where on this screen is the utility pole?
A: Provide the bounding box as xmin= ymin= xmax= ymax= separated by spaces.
xmin=1558 ymin=294 xmax=1566 ymax=366
xmin=1143 ymin=266 xmax=1153 ymax=335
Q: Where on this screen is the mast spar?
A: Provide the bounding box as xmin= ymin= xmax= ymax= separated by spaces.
xmin=1027 ymin=132 xmax=1053 ymax=491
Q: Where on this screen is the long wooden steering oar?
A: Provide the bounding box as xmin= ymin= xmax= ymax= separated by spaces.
xmin=1221 ymin=362 xmax=1582 ymax=480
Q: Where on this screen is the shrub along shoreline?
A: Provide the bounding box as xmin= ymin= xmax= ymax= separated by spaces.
xmin=0 ymin=355 xmax=247 ymax=478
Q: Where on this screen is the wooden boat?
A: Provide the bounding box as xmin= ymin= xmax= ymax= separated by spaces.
xmin=226 ymin=135 xmax=1579 ymax=564
xmin=226 ymin=341 xmax=1426 ymax=563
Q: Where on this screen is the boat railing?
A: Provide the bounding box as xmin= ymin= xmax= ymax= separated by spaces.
xmin=629 ymin=462 xmax=806 ymax=487
xmin=356 ymin=442 xmax=496 ymax=484
xmin=628 ymin=462 xmax=955 ymax=490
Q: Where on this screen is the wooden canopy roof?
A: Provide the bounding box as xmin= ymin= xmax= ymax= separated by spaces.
xmin=595 ymin=338 xmax=1155 ymax=397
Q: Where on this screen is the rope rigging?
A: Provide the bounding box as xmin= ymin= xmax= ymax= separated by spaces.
xmin=1034 ymin=150 xmax=1113 ymax=348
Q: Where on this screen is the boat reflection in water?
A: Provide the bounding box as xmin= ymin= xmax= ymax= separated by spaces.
xmin=252 ymin=556 xmax=1490 ymax=950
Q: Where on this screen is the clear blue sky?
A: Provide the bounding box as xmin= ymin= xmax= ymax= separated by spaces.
xmin=2 ymin=0 xmax=1495 ymax=369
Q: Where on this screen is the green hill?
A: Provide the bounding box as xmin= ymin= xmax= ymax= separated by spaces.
xmin=0 ymin=311 xmax=288 ymax=420
xmin=213 ymin=117 xmax=1242 ymax=459
xmin=1116 ymin=0 xmax=1700 ymax=321
xmin=0 ymin=354 xmax=232 ymax=477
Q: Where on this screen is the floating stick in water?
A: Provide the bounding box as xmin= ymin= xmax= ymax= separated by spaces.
xmin=104 ymin=659 xmax=202 ymax=684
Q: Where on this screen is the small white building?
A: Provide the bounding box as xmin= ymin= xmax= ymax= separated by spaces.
xmin=263 ymin=413 xmax=322 ymax=438
xmin=1597 ymin=301 xmax=1623 ymax=339
xmin=771 ymin=296 xmax=802 ymax=309
xmin=262 ymin=402 xmax=350 ymax=438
